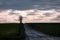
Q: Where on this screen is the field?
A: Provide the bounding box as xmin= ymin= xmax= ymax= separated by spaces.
xmin=28 ymin=23 xmax=60 ymax=37
xmin=0 ymin=23 xmax=60 ymax=39
xmin=0 ymin=23 xmax=25 ymax=40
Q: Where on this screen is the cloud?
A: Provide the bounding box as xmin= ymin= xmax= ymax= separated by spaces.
xmin=43 ymin=13 xmax=53 ymax=17
xmin=51 ymin=15 xmax=60 ymax=21
xmin=0 ymin=9 xmax=60 ymax=23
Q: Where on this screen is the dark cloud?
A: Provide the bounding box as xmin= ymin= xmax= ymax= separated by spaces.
xmin=43 ymin=13 xmax=53 ymax=17
xmin=56 ymin=15 xmax=60 ymax=18
xmin=51 ymin=15 xmax=60 ymax=21
xmin=0 ymin=0 xmax=60 ymax=10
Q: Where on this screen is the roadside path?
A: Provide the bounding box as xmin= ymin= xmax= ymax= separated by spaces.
xmin=24 ymin=24 xmax=60 ymax=40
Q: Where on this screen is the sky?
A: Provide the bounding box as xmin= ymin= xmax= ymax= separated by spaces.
xmin=0 ymin=0 xmax=60 ymax=23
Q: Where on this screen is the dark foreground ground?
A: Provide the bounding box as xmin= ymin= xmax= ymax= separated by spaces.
xmin=0 ymin=23 xmax=60 ymax=40
xmin=27 ymin=23 xmax=60 ymax=37
xmin=0 ymin=23 xmax=25 ymax=40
